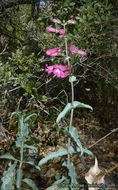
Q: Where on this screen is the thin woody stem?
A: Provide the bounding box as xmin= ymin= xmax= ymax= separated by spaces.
xmin=67 ymin=81 xmax=74 ymax=168
xmin=64 ymin=23 xmax=70 ymax=67
xmin=63 ymin=23 xmax=74 ymax=168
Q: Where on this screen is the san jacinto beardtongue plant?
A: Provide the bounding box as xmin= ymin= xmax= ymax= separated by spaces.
xmin=38 ymin=18 xmax=93 ymax=189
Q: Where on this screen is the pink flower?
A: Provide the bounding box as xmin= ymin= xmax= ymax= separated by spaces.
xmin=70 ymin=45 xmax=86 ymax=55
xmin=52 ymin=19 xmax=61 ymax=24
xmin=59 ymin=29 xmax=66 ymax=34
xmin=59 ymin=35 xmax=64 ymax=38
xmin=68 ymin=20 xmax=76 ymax=24
xmin=45 ymin=64 xmax=54 ymax=74
xmin=46 ymin=27 xmax=59 ymax=33
xmin=46 ymin=48 xmax=63 ymax=56
xmin=45 ymin=64 xmax=71 ymax=78
xmin=78 ymin=50 xmax=86 ymax=55
xmin=70 ymin=45 xmax=78 ymax=54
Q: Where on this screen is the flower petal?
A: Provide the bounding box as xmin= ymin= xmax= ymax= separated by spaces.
xmin=78 ymin=50 xmax=86 ymax=55
xmin=68 ymin=20 xmax=76 ymax=24
xmin=70 ymin=45 xmax=78 ymax=54
xmin=59 ymin=29 xmax=66 ymax=34
xmin=46 ymin=48 xmax=63 ymax=56
xmin=46 ymin=27 xmax=59 ymax=33
xmin=52 ymin=19 xmax=61 ymax=24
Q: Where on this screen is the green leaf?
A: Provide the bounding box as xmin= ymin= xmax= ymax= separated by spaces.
xmin=38 ymin=147 xmax=93 ymax=166
xmin=70 ymin=127 xmax=84 ymax=156
xmin=56 ymin=101 xmax=93 ymax=124
xmin=46 ymin=176 xmax=66 ymax=190
xmin=73 ymin=101 xmax=93 ymax=111
xmin=23 ymin=124 xmax=29 ymax=137
xmin=23 ymin=145 xmax=38 ymax=152
xmin=24 ymin=161 xmax=41 ymax=171
xmin=63 ymin=161 xmax=77 ymax=189
xmin=16 ymin=169 xmax=23 ymax=189
xmin=56 ymin=103 xmax=72 ymax=124
xmin=24 ymin=113 xmax=37 ymax=123
xmin=0 ymin=154 xmax=16 ymax=161
xmin=1 ymin=162 xmax=17 ymax=190
xmin=69 ymin=76 xmax=77 ymax=83
xmin=38 ymin=148 xmax=68 ymax=166
xmin=53 ymin=176 xmax=66 ymax=185
xmin=22 ymin=178 xmax=38 ymax=190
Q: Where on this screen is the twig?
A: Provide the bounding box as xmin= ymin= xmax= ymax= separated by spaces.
xmin=95 ymin=163 xmax=118 ymax=183
xmin=0 ymin=43 xmax=8 ymax=55
xmin=88 ymin=128 xmax=118 ymax=149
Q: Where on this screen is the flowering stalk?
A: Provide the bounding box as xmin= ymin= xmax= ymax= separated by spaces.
xmin=45 ymin=18 xmax=88 ymax=177
xmin=63 ymin=23 xmax=74 ymax=168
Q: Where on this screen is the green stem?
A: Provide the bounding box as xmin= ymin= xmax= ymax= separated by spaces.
xmin=67 ymin=81 xmax=74 ymax=168
xmin=63 ymin=22 xmax=74 ymax=171
xmin=18 ymin=141 xmax=24 ymax=190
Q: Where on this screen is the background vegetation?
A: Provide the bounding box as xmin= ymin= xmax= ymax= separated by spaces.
xmin=0 ymin=0 xmax=118 ymax=189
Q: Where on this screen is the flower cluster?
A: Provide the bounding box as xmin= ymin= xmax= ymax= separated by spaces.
xmin=45 ymin=64 xmax=71 ymax=78
xmin=45 ymin=19 xmax=86 ymax=78
xmin=46 ymin=27 xmax=66 ymax=38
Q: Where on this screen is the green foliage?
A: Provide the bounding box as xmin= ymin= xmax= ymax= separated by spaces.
xmin=1 ymin=162 xmax=17 ymax=190
xmin=56 ymin=101 xmax=93 ymax=124
xmin=22 ymin=178 xmax=38 ymax=190
xmin=0 ymin=1 xmax=117 ymax=189
xmin=38 ymin=146 xmax=92 ymax=166
xmin=0 ymin=111 xmax=41 ymax=190
xmin=0 ymin=153 xmax=17 ymax=161
xmin=66 ymin=126 xmax=84 ymax=155
xmin=16 ymin=169 xmax=23 ymax=189
xmin=63 ymin=161 xmax=78 ymax=189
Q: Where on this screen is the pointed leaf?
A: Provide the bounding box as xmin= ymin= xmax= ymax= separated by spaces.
xmin=23 ymin=145 xmax=38 ymax=152
xmin=22 ymin=178 xmax=38 ymax=190
xmin=63 ymin=161 xmax=77 ymax=188
xmin=16 ymin=169 xmax=23 ymax=189
xmin=46 ymin=176 xmax=66 ymax=190
xmin=1 ymin=162 xmax=17 ymax=190
xmin=0 ymin=154 xmax=16 ymax=161
xmin=73 ymin=101 xmax=93 ymax=111
xmin=70 ymin=126 xmax=84 ymax=156
xmin=56 ymin=101 xmax=93 ymax=124
xmin=38 ymin=148 xmax=68 ymax=166
xmin=38 ymin=147 xmax=93 ymax=166
xmin=24 ymin=113 xmax=37 ymax=123
xmin=24 ymin=161 xmax=41 ymax=171
xmin=56 ymin=103 xmax=72 ymax=124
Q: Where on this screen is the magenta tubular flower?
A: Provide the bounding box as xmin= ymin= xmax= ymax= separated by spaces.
xmin=59 ymin=29 xmax=66 ymax=34
xmin=59 ymin=35 xmax=64 ymax=38
xmin=70 ymin=45 xmax=78 ymax=54
xmin=53 ymin=65 xmax=71 ymax=78
xmin=46 ymin=48 xmax=63 ymax=56
xmin=45 ymin=64 xmax=54 ymax=75
xmin=52 ymin=19 xmax=61 ymax=23
xmin=78 ymin=50 xmax=87 ymax=55
xmin=68 ymin=20 xmax=76 ymax=24
xmin=45 ymin=64 xmax=71 ymax=78
xmin=46 ymin=27 xmax=59 ymax=33
xmin=70 ymin=45 xmax=86 ymax=55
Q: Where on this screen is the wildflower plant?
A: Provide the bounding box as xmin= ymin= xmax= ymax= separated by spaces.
xmin=0 ymin=111 xmax=40 ymax=190
xmin=38 ymin=19 xmax=93 ymax=188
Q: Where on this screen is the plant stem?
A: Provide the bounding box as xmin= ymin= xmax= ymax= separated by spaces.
xmin=67 ymin=81 xmax=74 ymax=168
xmin=63 ymin=23 xmax=74 ymax=169
xmin=20 ymin=142 xmax=24 ymax=169
xmin=64 ymin=22 xmax=74 ymax=169
xmin=64 ymin=23 xmax=70 ymax=67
